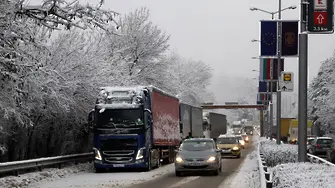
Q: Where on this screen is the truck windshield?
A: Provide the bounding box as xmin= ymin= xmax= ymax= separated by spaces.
xmin=96 ymin=108 xmax=144 ymax=129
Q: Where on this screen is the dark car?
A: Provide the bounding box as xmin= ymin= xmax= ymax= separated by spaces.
xmin=308 ymin=137 xmax=333 ymax=156
xmin=174 ymin=138 xmax=222 ymax=176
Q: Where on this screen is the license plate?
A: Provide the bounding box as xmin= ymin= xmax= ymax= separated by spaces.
xmin=113 ymin=164 xmax=125 ymax=167
xmin=189 ymin=162 xmax=202 ymax=166
xmin=222 ymin=150 xmax=231 ymax=153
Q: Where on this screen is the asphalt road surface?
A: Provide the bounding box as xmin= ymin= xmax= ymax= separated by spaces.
xmin=127 ymin=137 xmax=256 ymax=188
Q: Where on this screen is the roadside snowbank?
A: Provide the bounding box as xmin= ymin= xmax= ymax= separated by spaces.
xmin=28 ymin=163 xmax=174 ymax=188
xmin=220 ymin=135 xmax=261 ymax=188
xmin=0 ymin=162 xmax=93 ymax=188
xmin=272 ymin=162 xmax=335 ymax=188
xmin=224 ymin=150 xmax=260 ymax=188
xmin=260 ymin=138 xmax=298 ymax=166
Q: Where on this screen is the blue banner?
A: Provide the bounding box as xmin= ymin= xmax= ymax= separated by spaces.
xmin=281 ymin=21 xmax=298 ymax=56
xmin=258 ymin=81 xmax=267 ymax=92
xmin=260 ymin=21 xmax=277 ymax=56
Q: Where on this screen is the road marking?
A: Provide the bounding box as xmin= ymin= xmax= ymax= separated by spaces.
xmin=168 ymin=176 xmax=200 ymax=188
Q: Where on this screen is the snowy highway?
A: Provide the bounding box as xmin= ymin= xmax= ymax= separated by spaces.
xmin=127 ymin=143 xmax=255 ymax=188
xmin=23 ymin=138 xmax=255 ymax=188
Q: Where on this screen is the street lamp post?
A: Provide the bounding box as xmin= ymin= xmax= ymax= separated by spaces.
xmin=250 ymin=4 xmax=296 ymax=144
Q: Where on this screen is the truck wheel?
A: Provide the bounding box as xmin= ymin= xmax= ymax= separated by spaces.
xmin=145 ymin=152 xmax=152 ymax=171
xmin=95 ymin=168 xmax=104 ymax=173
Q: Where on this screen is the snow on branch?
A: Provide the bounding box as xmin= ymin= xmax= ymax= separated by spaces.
xmin=17 ymin=0 xmax=120 ymax=33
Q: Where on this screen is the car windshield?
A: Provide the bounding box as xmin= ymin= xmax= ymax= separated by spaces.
xmin=317 ymin=139 xmax=333 ymax=144
xmin=217 ymin=137 xmax=238 ymax=144
xmin=96 ymin=108 xmax=144 ymax=128
xmin=307 ymin=138 xmax=315 ymax=144
xmin=180 ymin=141 xmax=214 ymax=151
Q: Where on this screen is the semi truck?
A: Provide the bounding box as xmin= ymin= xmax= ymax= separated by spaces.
xmin=179 ymin=103 xmax=203 ymax=138
xmin=88 ymin=86 xmax=181 ymax=172
xmin=202 ymin=112 xmax=227 ymax=138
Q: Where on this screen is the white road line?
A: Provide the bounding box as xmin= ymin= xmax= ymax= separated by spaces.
xmin=168 ymin=176 xmax=200 ymax=188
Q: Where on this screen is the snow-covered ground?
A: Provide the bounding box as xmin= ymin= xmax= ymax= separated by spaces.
xmin=0 ymin=162 xmax=174 ymax=188
xmin=219 ymin=135 xmax=261 ymax=188
xmin=220 ymin=150 xmax=261 ymax=188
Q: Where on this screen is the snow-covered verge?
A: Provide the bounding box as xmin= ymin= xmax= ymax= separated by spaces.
xmin=219 ymin=135 xmax=261 ymax=188
xmin=259 ymin=138 xmax=298 ymax=167
xmin=0 ymin=162 xmax=93 ymax=188
xmin=223 ymin=150 xmax=261 ymax=188
xmin=0 ymin=162 xmax=174 ymax=188
xmin=28 ymin=163 xmax=174 ymax=188
xmin=272 ymin=162 xmax=335 ymax=188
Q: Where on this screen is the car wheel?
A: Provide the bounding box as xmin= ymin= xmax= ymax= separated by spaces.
xmin=236 ymin=153 xmax=241 ymax=158
xmin=175 ymin=171 xmax=183 ymax=177
xmin=213 ymin=168 xmax=220 ymax=176
xmin=308 ymin=149 xmax=313 ymax=154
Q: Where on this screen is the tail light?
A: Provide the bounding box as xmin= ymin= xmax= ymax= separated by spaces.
xmin=333 ymin=148 xmax=335 ymax=152
xmin=306 ymin=142 xmax=308 ymax=145
xmin=316 ymin=144 xmax=321 ymax=148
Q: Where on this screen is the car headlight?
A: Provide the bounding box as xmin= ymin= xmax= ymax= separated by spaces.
xmin=245 ymin=137 xmax=249 ymax=141
xmin=176 ymin=156 xmax=183 ymax=163
xmin=232 ymin=146 xmax=239 ymax=150
xmin=207 ymin=156 xmax=216 ymax=162
xmin=136 ymin=147 xmax=145 ymax=160
xmin=93 ymin=148 xmax=102 ymax=160
xmin=240 ymin=140 xmax=245 ymax=145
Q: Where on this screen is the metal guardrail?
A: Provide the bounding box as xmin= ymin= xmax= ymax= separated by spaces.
xmin=307 ymin=153 xmax=335 ymax=167
xmin=0 ymin=152 xmax=93 ymax=175
xmin=257 ymin=143 xmax=273 ymax=188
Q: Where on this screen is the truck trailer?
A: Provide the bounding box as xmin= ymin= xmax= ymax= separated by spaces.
xmin=179 ymin=103 xmax=203 ymax=138
xmin=202 ymin=112 xmax=227 ymax=138
xmin=88 ymin=86 xmax=181 ymax=172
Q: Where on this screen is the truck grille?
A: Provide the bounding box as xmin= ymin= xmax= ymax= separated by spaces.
xmin=100 ymin=138 xmax=137 ymax=150
xmin=100 ymin=138 xmax=138 ymax=164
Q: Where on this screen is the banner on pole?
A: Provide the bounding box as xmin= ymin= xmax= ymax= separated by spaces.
xmin=259 ymin=58 xmax=284 ymax=81
xmin=260 ymin=20 xmax=277 ymax=56
xmin=281 ymin=21 xmax=299 ymax=56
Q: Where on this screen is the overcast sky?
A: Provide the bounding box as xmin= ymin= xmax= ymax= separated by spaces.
xmin=29 ymin=0 xmax=335 ymax=106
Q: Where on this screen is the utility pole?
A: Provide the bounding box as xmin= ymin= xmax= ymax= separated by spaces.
xmin=298 ymin=0 xmax=308 ymax=162
xmin=276 ymin=0 xmax=282 ymax=145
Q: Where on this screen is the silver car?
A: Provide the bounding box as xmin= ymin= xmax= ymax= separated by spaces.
xmin=174 ymin=138 xmax=222 ymax=176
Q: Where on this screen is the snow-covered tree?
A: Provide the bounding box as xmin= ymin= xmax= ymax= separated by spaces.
xmin=308 ymin=52 xmax=335 ymax=134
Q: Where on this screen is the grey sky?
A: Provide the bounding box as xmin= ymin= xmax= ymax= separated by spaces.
xmin=28 ymin=0 xmax=335 ymax=105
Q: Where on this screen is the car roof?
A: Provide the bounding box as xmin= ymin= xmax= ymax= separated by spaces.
xmin=316 ymin=137 xmax=333 ymax=140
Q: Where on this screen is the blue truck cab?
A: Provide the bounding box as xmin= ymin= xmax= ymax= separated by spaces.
xmin=88 ymin=86 xmax=160 ymax=172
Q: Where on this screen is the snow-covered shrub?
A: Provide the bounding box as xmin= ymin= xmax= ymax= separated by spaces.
xmin=260 ymin=139 xmax=298 ymax=167
xmin=272 ymin=162 xmax=335 ymax=188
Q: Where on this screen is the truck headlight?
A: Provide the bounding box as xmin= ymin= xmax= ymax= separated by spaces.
xmin=136 ymin=148 xmax=145 ymax=160
xmin=207 ymin=156 xmax=216 ymax=162
xmin=93 ymin=148 xmax=102 ymax=160
xmin=176 ymin=156 xmax=183 ymax=163
xmin=232 ymin=146 xmax=239 ymax=150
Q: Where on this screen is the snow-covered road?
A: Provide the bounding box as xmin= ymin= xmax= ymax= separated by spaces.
xmin=27 ymin=164 xmax=174 ymax=188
